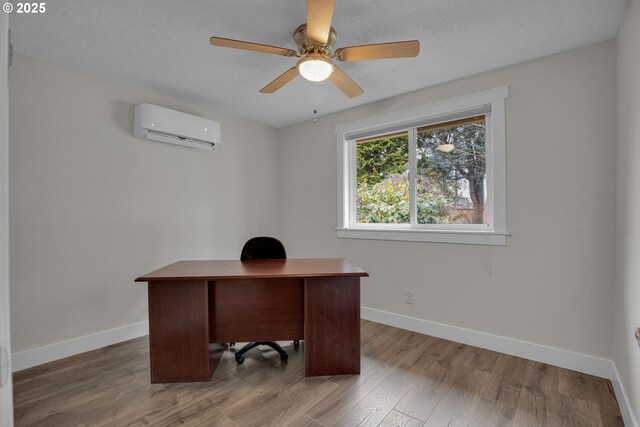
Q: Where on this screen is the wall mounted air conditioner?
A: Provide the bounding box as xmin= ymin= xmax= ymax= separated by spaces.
xmin=133 ymin=103 xmax=220 ymax=150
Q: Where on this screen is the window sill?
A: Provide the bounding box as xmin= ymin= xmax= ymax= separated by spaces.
xmin=336 ymin=227 xmax=508 ymax=245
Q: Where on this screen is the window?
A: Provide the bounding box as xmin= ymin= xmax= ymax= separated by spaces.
xmin=336 ymin=87 xmax=508 ymax=245
xmin=356 ymin=131 xmax=410 ymax=224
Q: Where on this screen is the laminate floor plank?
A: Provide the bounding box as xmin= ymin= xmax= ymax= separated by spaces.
xmin=521 ymin=360 xmax=560 ymax=399
xmin=546 ymin=394 xmax=604 ymax=427
xmin=491 ymin=354 xmax=529 ymax=390
xmin=378 ymin=409 xmax=424 ymax=427
xmin=423 ymin=366 xmax=483 ymax=427
xmin=467 ymin=397 xmax=514 ymax=427
xmin=388 ymin=329 xmax=437 ymax=367
xmin=285 ymin=413 xmax=327 ymax=427
xmin=420 ymin=336 xmax=457 ymax=361
xmin=333 ymin=364 xmax=418 ymax=427
xmin=13 ymin=344 xmax=148 ymax=408
xmin=147 ymin=390 xmax=240 ymax=427
xmin=467 ymin=372 xmax=521 ymax=427
xmin=303 ymin=357 xmax=389 ymax=425
xmin=394 ymin=358 xmax=449 ymax=421
xmin=478 ymin=371 xmax=521 ymax=408
xmin=559 ymin=369 xmax=609 ymax=405
xmin=595 ymin=380 xmax=626 ymax=427
xmin=12 ymin=320 xmax=623 ymax=427
xmin=442 ymin=341 xmax=480 ymax=370
xmin=115 ymin=374 xmax=247 ymax=426
xmin=224 ymin=377 xmax=337 ymax=426
xmin=468 ymin=345 xmax=501 ymax=373
xmin=15 ymin=368 xmax=149 ymax=426
xmin=512 ymin=386 xmax=549 ymax=427
xmin=360 ymin=324 xmax=414 ymax=364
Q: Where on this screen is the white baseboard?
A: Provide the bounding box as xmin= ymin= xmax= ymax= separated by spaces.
xmin=362 ymin=306 xmax=638 ymax=426
xmin=11 ymin=321 xmax=149 ymax=372
xmin=611 ymin=362 xmax=639 ymax=427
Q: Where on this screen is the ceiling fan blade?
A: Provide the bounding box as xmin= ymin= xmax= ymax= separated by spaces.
xmin=210 ymin=37 xmax=298 ymax=57
xmin=260 ymin=67 xmax=300 ymax=93
xmin=335 ymin=40 xmax=420 ymax=61
xmin=307 ymin=0 xmax=335 ymax=45
xmin=329 ymin=65 xmax=364 ymax=98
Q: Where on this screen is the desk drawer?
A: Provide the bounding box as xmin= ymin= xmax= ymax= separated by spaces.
xmin=209 ymin=278 xmax=304 ymax=343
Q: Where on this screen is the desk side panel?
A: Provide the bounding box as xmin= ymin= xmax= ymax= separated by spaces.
xmin=148 ymin=280 xmax=212 ymax=383
xmin=304 ymin=276 xmax=360 ymax=376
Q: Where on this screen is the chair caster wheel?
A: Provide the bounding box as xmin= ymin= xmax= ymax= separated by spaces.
xmin=235 ymin=354 xmax=245 ymax=364
xmin=281 ymin=353 xmax=288 ymax=363
xmin=229 ymin=342 xmax=235 ymax=347
xmin=293 ymin=340 xmax=299 ymax=349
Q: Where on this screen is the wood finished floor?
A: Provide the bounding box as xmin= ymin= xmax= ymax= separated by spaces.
xmin=13 ymin=320 xmax=624 ymax=426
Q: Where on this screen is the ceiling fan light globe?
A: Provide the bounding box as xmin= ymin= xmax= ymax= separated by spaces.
xmin=297 ymin=55 xmax=334 ymax=82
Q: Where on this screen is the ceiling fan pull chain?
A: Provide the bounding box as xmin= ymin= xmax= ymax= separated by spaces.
xmin=313 ymin=109 xmax=318 ymax=124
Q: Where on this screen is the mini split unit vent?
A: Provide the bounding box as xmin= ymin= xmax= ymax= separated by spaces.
xmin=133 ymin=103 xmax=221 ymax=150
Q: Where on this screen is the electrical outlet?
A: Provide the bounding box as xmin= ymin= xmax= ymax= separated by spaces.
xmin=405 ymin=290 xmax=414 ymax=305
xmin=635 ymin=327 xmax=640 ymax=347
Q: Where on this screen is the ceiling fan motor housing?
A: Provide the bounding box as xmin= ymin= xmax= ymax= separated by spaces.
xmin=294 ymin=24 xmax=337 ymax=57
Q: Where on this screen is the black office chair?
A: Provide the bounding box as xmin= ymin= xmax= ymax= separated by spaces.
xmin=240 ymin=236 xmax=287 ymax=261
xmin=232 ymin=236 xmax=298 ymax=364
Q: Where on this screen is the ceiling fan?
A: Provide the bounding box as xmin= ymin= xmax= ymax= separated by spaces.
xmin=209 ymin=0 xmax=420 ymax=98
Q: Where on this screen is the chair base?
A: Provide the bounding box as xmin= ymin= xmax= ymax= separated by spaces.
xmin=235 ymin=341 xmax=288 ymax=364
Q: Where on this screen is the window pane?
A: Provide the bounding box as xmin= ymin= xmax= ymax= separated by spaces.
xmin=356 ymin=132 xmax=409 ymax=224
xmin=416 ymin=116 xmax=487 ymax=224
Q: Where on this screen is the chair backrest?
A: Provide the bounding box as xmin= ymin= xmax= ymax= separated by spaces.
xmin=240 ymin=237 xmax=287 ymax=260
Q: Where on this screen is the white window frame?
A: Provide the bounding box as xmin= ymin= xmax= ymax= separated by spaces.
xmin=335 ymin=86 xmax=509 ymax=245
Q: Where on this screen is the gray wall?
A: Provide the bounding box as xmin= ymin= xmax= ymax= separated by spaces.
xmin=0 ymin=12 xmax=13 ymax=427
xmin=9 ymin=54 xmax=280 ymax=353
xmin=277 ymin=41 xmax=617 ymax=358
xmin=615 ymin=0 xmax=640 ymax=420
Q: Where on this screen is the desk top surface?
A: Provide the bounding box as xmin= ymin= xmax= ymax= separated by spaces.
xmin=136 ymin=258 xmax=369 ymax=282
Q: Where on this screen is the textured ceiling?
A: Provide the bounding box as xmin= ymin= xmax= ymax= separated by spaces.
xmin=10 ymin=0 xmax=627 ymax=128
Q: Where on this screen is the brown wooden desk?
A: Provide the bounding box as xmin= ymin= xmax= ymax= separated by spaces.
xmin=135 ymin=258 xmax=368 ymax=383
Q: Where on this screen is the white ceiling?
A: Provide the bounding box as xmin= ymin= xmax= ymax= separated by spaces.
xmin=10 ymin=0 xmax=627 ymax=128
